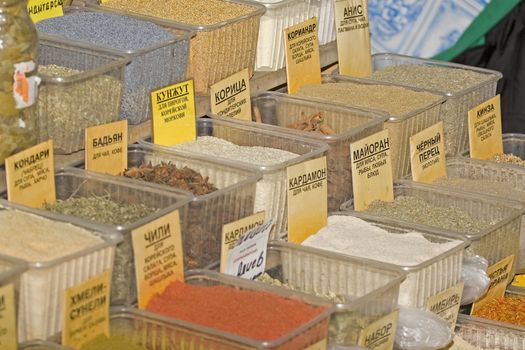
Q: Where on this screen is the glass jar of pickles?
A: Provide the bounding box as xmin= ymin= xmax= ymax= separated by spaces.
xmin=0 ymin=0 xmax=39 ymax=164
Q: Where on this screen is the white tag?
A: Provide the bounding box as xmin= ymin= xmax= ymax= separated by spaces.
xmin=225 ymin=220 xmax=274 ymax=280
xmin=13 ymin=61 xmax=40 ymax=109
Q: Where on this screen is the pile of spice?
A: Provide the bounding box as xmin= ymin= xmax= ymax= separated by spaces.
xmin=490 ymin=153 xmax=525 ymax=167
xmin=123 ymin=161 xmax=218 ymax=196
xmin=296 ymin=82 xmax=441 ymax=117
xmin=472 ymin=295 xmax=525 ymax=327
xmin=256 ymin=273 xmax=344 ymax=303
xmin=365 ymin=196 xmax=491 ymax=234
xmin=302 ymin=215 xmax=462 ymax=306
xmin=0 ymin=209 xmax=102 ymax=261
xmin=102 ymin=0 xmax=253 ymax=25
xmin=38 ymin=64 xmax=122 ymax=154
xmin=286 ymin=113 xmax=336 ymax=135
xmin=36 ymin=12 xmax=186 ymax=123
xmin=368 ymin=64 xmax=495 ymax=155
xmin=146 ymin=280 xmax=327 ymax=341
xmin=80 ymin=335 xmax=145 ymax=350
xmin=45 ymin=195 xmax=157 ymax=225
xmin=168 ymin=136 xmax=297 ymax=227
xmin=433 ymin=177 xmax=524 ymax=202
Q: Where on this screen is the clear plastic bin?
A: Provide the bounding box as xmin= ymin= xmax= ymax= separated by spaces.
xmin=257 ymin=241 xmax=404 ymax=345
xmin=429 ymin=157 xmax=525 ymax=274
xmin=291 ymin=74 xmax=445 ymax=179
xmin=91 ymin=0 xmax=265 ymax=95
xmin=40 ymin=168 xmax=191 ymax=306
xmin=284 ymin=212 xmax=466 ymax=310
xmin=76 ymin=144 xmax=260 ymax=271
xmin=0 ymin=200 xmax=121 ymax=342
xmin=462 ymin=133 xmax=525 ymax=160
xmin=254 ymin=0 xmax=320 ymax=71
xmin=370 ymin=53 xmax=502 ymax=156
xmin=0 ymin=254 xmax=26 ymax=348
xmin=38 ymin=37 xmax=128 ymax=154
xmin=39 ymin=6 xmax=192 ymax=124
xmin=19 ymin=341 xmax=69 ymax=350
xmin=340 ymin=181 xmax=524 ymax=279
xmin=453 ymin=314 xmax=525 ymax=350
xmin=248 ymin=91 xmax=387 ymax=211
xmin=140 ymin=118 xmax=328 ymax=237
xmin=142 ymin=270 xmax=332 ymax=349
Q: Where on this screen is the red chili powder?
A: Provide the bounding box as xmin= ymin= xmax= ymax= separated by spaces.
xmin=146 ymin=281 xmax=327 ymax=341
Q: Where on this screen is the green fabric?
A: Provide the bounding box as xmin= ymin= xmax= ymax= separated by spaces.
xmin=434 ymin=0 xmax=521 ymax=61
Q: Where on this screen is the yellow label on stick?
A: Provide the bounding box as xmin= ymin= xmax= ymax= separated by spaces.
xmin=468 ymin=95 xmax=503 ymax=160
xmin=472 ymin=255 xmax=514 ymax=314
xmin=27 ymin=0 xmax=64 ymax=23
xmin=5 ymin=140 xmax=55 ymax=208
xmin=358 ymin=310 xmax=398 ymax=350
xmin=287 ymin=157 xmax=328 ymax=243
xmin=426 ymin=282 xmax=464 ymax=329
xmin=409 ymin=121 xmax=447 ymax=183
xmin=220 ymin=211 xmax=265 ymax=273
xmin=151 ymin=79 xmax=196 ymax=146
xmin=350 ymin=129 xmax=394 ymax=211
xmin=304 ymin=339 xmax=328 ymax=350
xmin=62 ymin=270 xmax=111 ymax=349
xmin=210 ymin=69 xmax=252 ymax=120
xmin=132 ymin=210 xmax=184 ymax=309
xmin=0 ymin=284 xmax=17 ymax=350
xmin=284 ymin=17 xmax=322 ymax=94
xmin=85 ymin=120 xmax=128 ymax=176
xmin=334 ymin=0 xmax=372 ymax=77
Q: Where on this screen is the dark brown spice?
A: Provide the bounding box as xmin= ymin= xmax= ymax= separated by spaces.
xmin=123 ymin=161 xmax=217 ymax=195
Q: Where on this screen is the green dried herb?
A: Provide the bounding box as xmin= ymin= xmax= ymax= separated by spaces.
xmin=45 ymin=194 xmax=157 ymax=225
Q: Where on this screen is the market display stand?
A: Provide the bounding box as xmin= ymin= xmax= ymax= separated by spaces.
xmin=0 ymin=41 xmax=338 ymax=194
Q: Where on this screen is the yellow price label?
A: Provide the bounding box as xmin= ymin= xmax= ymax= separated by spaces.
xmin=85 ymin=120 xmax=128 ymax=176
xmin=27 ymin=0 xmax=64 ymax=23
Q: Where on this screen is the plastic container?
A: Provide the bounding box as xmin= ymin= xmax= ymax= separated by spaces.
xmin=340 ymin=181 xmax=524 ymax=279
xmin=317 ymin=0 xmax=335 ymax=45
xmin=291 ymin=74 xmax=445 ymax=179
xmin=91 ymin=0 xmax=265 ymax=95
xmin=288 ymin=212 xmax=466 ymax=310
xmin=0 ymin=200 xmax=121 ymax=342
xmin=462 ymin=133 xmax=525 ymax=160
xmin=255 ymin=241 xmax=404 ymax=345
xmin=143 ymin=270 xmax=332 ymax=349
xmin=370 ymin=53 xmax=502 ymax=156
xmin=39 ymin=5 xmax=192 ymax=124
xmin=76 ymin=144 xmax=261 ymax=270
xmin=19 ymin=341 xmax=69 ymax=350
xmin=253 ymin=0 xmax=319 ymax=71
xmin=453 ymin=314 xmax=525 ymax=349
xmin=38 ymin=37 xmax=128 ymax=154
xmin=38 ymin=168 xmax=191 ymax=306
xmin=430 ymin=156 xmax=525 ymax=274
xmin=140 ymin=117 xmax=328 ymax=237
xmin=248 ymin=91 xmax=387 ymax=211
xmin=0 ymin=255 xmax=26 ymax=348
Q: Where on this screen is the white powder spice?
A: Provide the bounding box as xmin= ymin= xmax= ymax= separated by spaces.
xmin=303 ymin=215 xmax=461 ymax=266
xmin=303 ymin=215 xmax=463 ymax=307
xmin=0 ymin=210 xmax=103 ymax=261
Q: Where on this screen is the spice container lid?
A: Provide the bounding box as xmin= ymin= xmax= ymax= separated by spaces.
xmin=265 ymin=241 xmax=406 ymax=310
xmin=315 ymin=74 xmax=447 ymax=123
xmin=43 ymin=5 xmax=194 ymax=57
xmin=139 ymin=269 xmax=334 ymax=348
xmin=371 ymin=53 xmax=503 ymax=97
xmin=0 ymin=199 xmax=123 ymax=270
xmin=38 ymin=35 xmax=131 ymax=85
xmin=55 ymin=167 xmax=193 ymax=232
xmin=87 ymin=0 xmax=266 ymax=32
xmin=232 ymin=91 xmax=390 ymax=142
xmin=140 ymin=117 xmax=329 ymax=174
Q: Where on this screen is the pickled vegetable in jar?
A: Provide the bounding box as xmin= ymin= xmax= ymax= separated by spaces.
xmin=0 ymin=0 xmax=39 ymax=164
